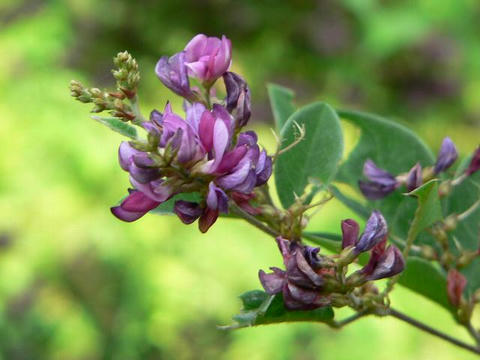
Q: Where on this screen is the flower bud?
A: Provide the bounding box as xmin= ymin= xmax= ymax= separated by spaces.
xmin=406 ymin=163 xmax=422 ymax=192
xmin=447 ymin=269 xmax=467 ymax=307
xmin=355 ymin=211 xmax=388 ymax=253
xmin=341 ymin=219 xmax=359 ymax=249
xmin=174 ymin=200 xmax=203 ymax=224
xmin=434 ymin=137 xmax=458 ymax=174
xmin=465 ymin=146 xmax=480 ymax=176
xmin=223 ymin=71 xmax=251 ymax=129
xmin=359 ymin=160 xmax=398 ymax=199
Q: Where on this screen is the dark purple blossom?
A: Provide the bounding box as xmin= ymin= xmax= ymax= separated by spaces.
xmin=259 ymin=237 xmax=330 ymax=311
xmin=360 ymin=240 xmax=405 ymax=281
xmin=465 ymin=146 xmax=480 ymax=176
xmin=341 ymin=219 xmax=359 ymax=249
xmin=174 ymin=201 xmax=203 ymax=224
xmin=223 ymin=71 xmax=251 ymax=128
xmin=355 ymin=210 xmax=388 ymax=253
xmin=434 ymin=137 xmax=458 ymax=174
xmin=359 ymin=159 xmax=398 ymax=200
xmin=184 ymin=34 xmax=232 ymax=84
xmin=406 ymin=163 xmax=422 ymax=192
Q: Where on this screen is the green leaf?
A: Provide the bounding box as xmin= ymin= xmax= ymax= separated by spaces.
xmin=405 ymin=180 xmax=443 ymax=242
xmin=275 ymin=102 xmax=343 ymax=209
xmin=303 ymin=232 xmax=342 ymax=253
xmin=336 ymin=109 xmax=434 ymax=186
xmin=221 ymin=290 xmax=334 ymax=330
xmin=267 ymin=83 xmax=296 ymax=134
xmin=398 ymin=257 xmax=453 ymax=312
xmin=329 ymin=185 xmax=370 ymax=219
xmin=91 ymin=115 xmax=139 ymax=139
xmin=446 ymin=156 xmax=480 ymax=293
xmin=150 ymin=192 xmax=202 ymax=215
xmin=332 ymin=109 xmax=459 ymax=311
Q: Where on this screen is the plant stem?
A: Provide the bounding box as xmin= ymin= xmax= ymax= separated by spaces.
xmin=467 ymin=322 xmax=480 ymax=347
xmin=129 ymin=95 xmax=147 ymax=124
xmin=388 ymin=308 xmax=480 ymax=355
xmin=229 ymin=202 xmax=280 ymax=238
xmin=330 ymin=310 xmax=370 ymax=329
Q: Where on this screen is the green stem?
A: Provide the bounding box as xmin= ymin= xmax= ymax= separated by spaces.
xmin=130 ymin=95 xmax=147 ymax=124
xmin=467 ymin=322 xmax=480 ymax=347
xmin=389 ymin=308 xmax=480 ymax=355
xmin=329 ymin=310 xmax=370 ymax=329
xmin=229 ymin=202 xmax=280 ymax=238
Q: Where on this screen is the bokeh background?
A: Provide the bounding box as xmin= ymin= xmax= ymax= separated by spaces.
xmin=1 ymin=0 xmax=480 ymax=359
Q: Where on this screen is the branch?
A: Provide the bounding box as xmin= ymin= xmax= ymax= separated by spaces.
xmin=229 ymin=202 xmax=280 ymax=238
xmin=388 ymin=308 xmax=480 ymax=356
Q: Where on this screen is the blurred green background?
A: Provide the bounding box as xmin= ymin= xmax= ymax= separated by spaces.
xmin=1 ymin=0 xmax=480 ymax=359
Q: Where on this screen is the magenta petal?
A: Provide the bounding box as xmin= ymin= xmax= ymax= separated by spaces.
xmin=215 ymin=145 xmax=248 ymax=174
xmin=199 ymin=110 xmax=216 ymax=152
xmin=184 ymin=34 xmax=208 ymax=61
xmin=111 ymin=206 xmax=146 ymax=222
xmin=120 ymin=190 xmax=160 ymax=212
xmin=185 ymin=61 xmax=208 ymax=79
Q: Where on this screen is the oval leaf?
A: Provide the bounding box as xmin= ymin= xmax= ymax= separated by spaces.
xmin=267 ymin=83 xmax=296 ymax=134
xmin=275 ymin=102 xmax=343 ymax=209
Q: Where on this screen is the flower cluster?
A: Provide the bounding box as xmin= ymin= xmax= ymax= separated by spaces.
xmin=112 ymin=34 xmax=271 ymax=232
xmin=259 ymin=211 xmax=404 ymax=310
xmin=359 ymin=137 xmax=480 ymax=200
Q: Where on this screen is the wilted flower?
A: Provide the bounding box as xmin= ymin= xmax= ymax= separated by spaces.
xmin=434 ymin=137 xmax=458 ymax=174
xmin=259 ymin=237 xmax=330 ymax=310
xmin=406 ymin=163 xmax=422 ymax=192
xmin=447 ymin=269 xmax=467 ymax=307
xmin=360 ymin=240 xmax=405 ymax=281
xmin=359 ymin=159 xmax=398 ymax=200
xmin=184 ymin=34 xmax=232 ymax=85
xmin=465 ymin=146 xmax=480 ymax=177
xmin=223 ymin=71 xmax=251 ymax=129
xmin=341 ymin=219 xmax=359 ymax=249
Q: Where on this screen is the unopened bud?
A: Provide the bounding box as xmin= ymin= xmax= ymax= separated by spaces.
xmin=420 ymin=245 xmax=437 ymax=260
xmin=443 ymin=214 xmax=458 ymax=232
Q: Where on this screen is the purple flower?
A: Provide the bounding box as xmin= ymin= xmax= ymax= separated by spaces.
xmin=341 ymin=219 xmax=360 ymax=249
xmin=359 ymin=159 xmax=398 ymax=200
xmin=406 ymin=163 xmax=422 ymax=192
xmin=223 ymin=71 xmax=251 ymax=128
xmin=155 ymin=52 xmax=194 ymax=99
xmin=355 ymin=210 xmax=388 ymax=253
xmin=111 ymin=189 xmax=160 ymax=222
xmin=360 ymin=241 xmax=405 ymax=281
xmin=434 ymin=137 xmax=458 ymax=174
xmin=259 ymin=237 xmax=330 ymax=311
xmin=184 ymin=34 xmax=232 ymax=84
xmin=174 ymin=200 xmax=203 ymax=224
xmin=465 ymin=146 xmax=480 ymax=176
